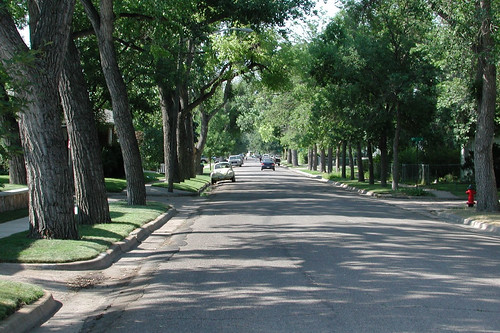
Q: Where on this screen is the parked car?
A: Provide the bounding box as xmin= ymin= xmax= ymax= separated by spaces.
xmin=261 ymin=158 xmax=275 ymax=171
xmin=229 ymin=155 xmax=243 ymax=167
xmin=274 ymin=155 xmax=281 ymax=166
xmin=210 ymin=162 xmax=236 ymax=184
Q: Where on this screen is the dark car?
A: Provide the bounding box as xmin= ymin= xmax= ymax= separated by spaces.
xmin=274 ymin=155 xmax=281 ymax=166
xmin=261 ymin=158 xmax=275 ymax=171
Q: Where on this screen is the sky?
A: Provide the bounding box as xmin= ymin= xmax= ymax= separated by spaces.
xmin=285 ymin=0 xmax=341 ymax=40
xmin=20 ymin=1 xmax=342 ymax=46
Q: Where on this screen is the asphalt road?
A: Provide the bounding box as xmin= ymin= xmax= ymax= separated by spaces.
xmin=41 ymin=160 xmax=500 ymax=332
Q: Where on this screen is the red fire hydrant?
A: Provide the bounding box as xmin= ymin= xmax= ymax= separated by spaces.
xmin=466 ymin=185 xmax=476 ymax=207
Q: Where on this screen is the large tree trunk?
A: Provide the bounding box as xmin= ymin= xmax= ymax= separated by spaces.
xmin=474 ymin=0 xmax=499 ymax=211
xmin=392 ymin=105 xmax=401 ymax=191
xmin=320 ymin=147 xmax=326 ymax=173
xmin=81 ymin=0 xmax=146 ymax=205
xmin=341 ymin=141 xmax=347 ymax=178
xmin=7 ymin=122 xmax=27 ymax=185
xmin=1 ymin=83 xmax=26 ymax=184
xmin=59 ymin=39 xmax=110 ymax=225
xmin=335 ymin=144 xmax=340 ymax=173
xmin=367 ymin=141 xmax=375 ymax=185
xmin=379 ymin=131 xmax=388 ymax=187
xmin=327 ymin=146 xmax=333 ymax=173
xmin=194 ymin=104 xmax=213 ymax=167
xmin=312 ymin=144 xmax=318 ymax=171
xmin=357 ymin=142 xmax=365 ymax=182
xmin=1 ymin=112 xmax=26 ymax=185
xmin=0 ymin=0 xmax=78 ymax=239
xmin=307 ymin=147 xmax=313 ymax=170
xmin=291 ymin=149 xmax=298 ymax=166
xmin=348 ymin=143 xmax=354 ymax=180
xmin=177 ymin=110 xmax=194 ymax=181
xmin=159 ymin=85 xmax=179 ymax=192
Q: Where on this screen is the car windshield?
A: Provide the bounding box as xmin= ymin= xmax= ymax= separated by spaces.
xmin=215 ymin=163 xmax=230 ymax=169
xmin=262 ymin=159 xmax=273 ymax=163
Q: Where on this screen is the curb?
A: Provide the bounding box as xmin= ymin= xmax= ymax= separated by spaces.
xmin=0 ymin=291 xmax=59 ymax=333
xmin=3 ymin=208 xmax=177 ymax=271
xmin=435 ymin=211 xmax=500 ymax=236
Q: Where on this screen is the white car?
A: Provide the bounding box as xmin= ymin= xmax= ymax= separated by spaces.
xmin=210 ymin=162 xmax=236 ymax=184
xmin=228 ymin=155 xmax=243 ymax=167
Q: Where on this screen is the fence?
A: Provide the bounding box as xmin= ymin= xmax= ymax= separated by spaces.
xmin=400 ymin=164 xmax=463 ymax=185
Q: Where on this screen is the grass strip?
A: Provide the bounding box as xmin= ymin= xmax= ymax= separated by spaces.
xmin=0 ymin=175 xmax=27 ymax=192
xmin=0 ymin=280 xmax=44 ymax=321
xmin=448 ymin=208 xmax=500 ymax=226
xmin=152 ymin=173 xmax=211 ymax=192
xmin=0 ymin=201 xmax=168 ymax=263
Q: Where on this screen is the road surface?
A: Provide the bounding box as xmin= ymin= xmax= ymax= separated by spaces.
xmin=40 ymin=160 xmax=500 ymax=332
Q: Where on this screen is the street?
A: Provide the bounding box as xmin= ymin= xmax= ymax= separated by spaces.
xmin=37 ymin=160 xmax=500 ymax=332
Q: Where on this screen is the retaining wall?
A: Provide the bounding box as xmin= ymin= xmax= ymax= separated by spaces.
xmin=0 ymin=188 xmax=29 ymax=213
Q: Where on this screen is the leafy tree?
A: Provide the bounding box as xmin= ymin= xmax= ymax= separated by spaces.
xmin=80 ymin=0 xmax=147 ymax=205
xmin=0 ymin=0 xmax=78 ymax=239
xmin=428 ymin=0 xmax=499 ymax=211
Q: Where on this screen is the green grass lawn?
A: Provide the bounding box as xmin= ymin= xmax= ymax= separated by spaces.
xmin=0 ymin=280 xmax=44 ymax=321
xmin=0 ymin=175 xmax=28 ymax=192
xmin=152 ymin=172 xmax=211 ymax=192
xmin=0 ymin=201 xmax=168 ymax=263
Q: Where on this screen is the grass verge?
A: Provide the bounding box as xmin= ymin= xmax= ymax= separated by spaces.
xmin=448 ymin=208 xmax=500 ymax=226
xmin=0 ymin=280 xmax=44 ymax=321
xmin=0 ymin=175 xmax=27 ymax=192
xmin=152 ymin=173 xmax=211 ymax=192
xmin=0 ymin=201 xmax=168 ymax=263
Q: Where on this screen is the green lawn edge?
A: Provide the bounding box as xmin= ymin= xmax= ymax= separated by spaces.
xmin=0 ymin=201 xmax=169 ymax=263
xmin=0 ymin=280 xmax=44 ymax=322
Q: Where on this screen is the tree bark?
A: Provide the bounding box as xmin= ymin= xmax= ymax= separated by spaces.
xmin=341 ymin=141 xmax=347 ymax=178
xmin=379 ymin=130 xmax=388 ymax=187
xmin=0 ymin=0 xmax=78 ymax=239
xmin=59 ymin=39 xmax=110 ymax=225
xmin=312 ymin=144 xmax=318 ymax=171
xmin=327 ymin=146 xmax=333 ymax=173
xmin=1 ymin=111 xmax=26 ymax=185
xmin=367 ymin=141 xmax=375 ymax=185
xmin=291 ymin=149 xmax=298 ymax=166
xmin=335 ymin=144 xmax=340 ymax=173
xmin=474 ymin=0 xmax=499 ymax=211
xmin=159 ymin=85 xmax=179 ymax=192
xmin=81 ymin=0 xmax=146 ymax=205
xmin=392 ymin=105 xmax=401 ymax=191
xmin=307 ymin=148 xmax=312 ymax=170
xmin=357 ymin=142 xmax=365 ymax=182
xmin=348 ymin=143 xmax=354 ymax=180
xmin=194 ymin=104 xmax=213 ymax=168
xmin=320 ymin=147 xmax=326 ymax=173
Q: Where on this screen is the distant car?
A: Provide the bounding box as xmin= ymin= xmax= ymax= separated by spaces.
xmin=229 ymin=155 xmax=243 ymax=167
xmin=210 ymin=162 xmax=236 ymax=184
xmin=274 ymin=155 xmax=281 ymax=166
xmin=261 ymin=158 xmax=275 ymax=171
